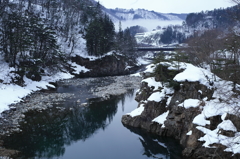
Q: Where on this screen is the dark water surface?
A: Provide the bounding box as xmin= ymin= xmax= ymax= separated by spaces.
xmin=3 ymin=86 xmax=182 ymax=159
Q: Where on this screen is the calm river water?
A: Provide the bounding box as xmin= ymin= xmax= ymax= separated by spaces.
xmin=3 ymin=79 xmax=182 ymax=159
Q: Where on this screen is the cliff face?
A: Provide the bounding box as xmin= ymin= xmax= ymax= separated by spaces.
xmin=122 ymin=63 xmax=240 ymax=158
xmin=71 ymin=54 xmax=140 ymax=77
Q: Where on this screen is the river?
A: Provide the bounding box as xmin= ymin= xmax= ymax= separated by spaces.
xmin=2 ymin=76 xmax=183 ymax=159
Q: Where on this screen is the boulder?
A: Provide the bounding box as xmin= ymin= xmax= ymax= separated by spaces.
xmin=71 ymin=54 xmax=140 ymax=77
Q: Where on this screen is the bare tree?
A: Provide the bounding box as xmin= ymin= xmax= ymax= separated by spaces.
xmin=186 ymin=29 xmax=225 ymax=68
xmin=231 ymin=0 xmax=240 ymax=4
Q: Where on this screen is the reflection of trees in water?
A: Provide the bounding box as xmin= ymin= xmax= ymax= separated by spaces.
xmin=119 ymin=89 xmax=135 ymax=112
xmin=124 ymin=127 xmax=183 ymax=159
xmin=3 ymin=94 xmax=130 ymax=159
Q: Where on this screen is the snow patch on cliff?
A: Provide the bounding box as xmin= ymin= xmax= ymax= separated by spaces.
xmin=178 ymin=99 xmax=201 ymax=109
xmin=152 ymin=111 xmax=169 ymax=127
xmin=127 ymin=104 xmax=145 ymax=117
xmin=142 ymin=77 xmax=162 ymax=91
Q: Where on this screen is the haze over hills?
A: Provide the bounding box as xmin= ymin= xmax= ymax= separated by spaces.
xmin=89 ymin=0 xmax=187 ymax=31
xmin=101 ymin=7 xmax=186 ymax=31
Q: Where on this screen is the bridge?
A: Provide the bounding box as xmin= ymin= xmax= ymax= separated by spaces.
xmin=135 ymin=47 xmax=182 ymax=51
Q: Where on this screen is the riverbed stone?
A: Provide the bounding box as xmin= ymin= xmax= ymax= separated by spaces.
xmin=0 ymin=75 xmax=142 ymax=158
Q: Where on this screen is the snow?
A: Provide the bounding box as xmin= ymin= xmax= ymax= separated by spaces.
xmin=148 ymin=91 xmax=164 ymax=102
xmin=142 ymin=77 xmax=162 ymax=91
xmin=127 ymin=104 xmax=145 ymax=117
xmin=201 ymin=99 xmax=236 ymax=119
xmin=192 ymin=80 xmax=240 ymax=154
xmin=152 ymin=111 xmax=169 ymax=126
xmin=125 ymin=60 xmax=240 ymax=155
xmin=217 ymin=120 xmax=237 ymax=132
xmin=130 ymin=72 xmax=141 ymax=77
xmin=131 ymin=61 xmax=240 ymax=155
xmin=170 ymin=62 xmax=240 ymax=155
xmin=197 ymin=123 xmax=240 ymax=154
xmin=144 ymin=64 xmax=156 ymax=73
xmin=193 ymin=114 xmax=210 ymax=126
xmin=148 ymin=87 xmax=174 ymax=102
xmin=112 ymin=9 xmax=182 ymax=21
xmin=187 ymin=130 xmax=192 ymax=136
xmin=130 ymin=59 xmax=152 ymax=77
xmin=0 ymin=61 xmax=78 ymax=114
xmin=136 ymin=57 xmax=151 ymax=65
xmin=132 ymin=61 xmax=240 ymax=155
xmin=119 ymin=19 xmax=183 ymax=32
xmin=173 ymin=63 xmax=215 ymax=87
xmin=71 ymin=62 xmax=90 ymax=74
xmin=166 ymin=96 xmax=172 ymax=106
xmin=196 ymin=126 xmax=223 ymax=148
xmin=221 ymin=113 xmax=228 ymax=120
xmin=0 ymin=63 xmax=16 ymax=84
xmin=178 ymin=99 xmax=201 ymax=109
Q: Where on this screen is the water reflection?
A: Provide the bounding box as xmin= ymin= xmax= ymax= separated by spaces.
xmin=3 ymin=89 xmax=182 ymax=159
xmin=125 ymin=127 xmax=183 ymax=159
xmin=3 ymin=96 xmax=121 ymax=158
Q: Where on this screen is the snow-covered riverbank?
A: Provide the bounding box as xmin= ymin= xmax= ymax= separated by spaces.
xmin=0 ymin=75 xmax=142 ymax=138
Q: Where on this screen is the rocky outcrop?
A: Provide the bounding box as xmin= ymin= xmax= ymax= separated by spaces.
xmin=71 ymin=54 xmax=140 ymax=77
xmin=121 ymin=64 xmax=240 ymax=158
xmin=122 ymin=81 xmax=212 ymax=136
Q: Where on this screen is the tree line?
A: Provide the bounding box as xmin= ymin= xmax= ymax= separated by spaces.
xmin=181 ymin=2 xmax=240 ymax=91
xmin=185 ymin=5 xmax=240 ymax=29
xmin=159 ymin=26 xmax=186 ymax=44
xmin=0 ymin=0 xmax=137 ymax=85
xmin=85 ymin=10 xmax=137 ymax=58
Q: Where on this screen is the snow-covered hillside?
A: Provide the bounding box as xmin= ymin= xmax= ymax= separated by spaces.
xmin=102 ymin=6 xmax=186 ymax=31
xmin=135 ymin=24 xmax=185 ymax=46
xmin=135 ymin=29 xmax=163 ymax=46
xmin=106 ymin=8 xmax=187 ymax=21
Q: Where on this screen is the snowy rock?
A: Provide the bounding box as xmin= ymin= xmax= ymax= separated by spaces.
xmin=122 ymin=62 xmax=240 ymax=158
xmin=71 ymin=54 xmax=141 ymax=77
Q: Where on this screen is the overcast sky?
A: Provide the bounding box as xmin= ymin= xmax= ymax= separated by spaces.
xmin=98 ymin=0 xmax=235 ymax=13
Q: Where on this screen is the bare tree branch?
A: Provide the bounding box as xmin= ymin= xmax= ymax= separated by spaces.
xmin=231 ymin=0 xmax=240 ymax=5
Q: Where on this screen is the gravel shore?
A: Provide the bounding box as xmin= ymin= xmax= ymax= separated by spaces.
xmin=0 ymin=75 xmax=142 ymax=158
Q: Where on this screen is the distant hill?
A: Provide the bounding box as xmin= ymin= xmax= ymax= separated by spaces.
xmin=185 ymin=5 xmax=239 ymax=30
xmin=102 ymin=8 xmax=187 ymax=22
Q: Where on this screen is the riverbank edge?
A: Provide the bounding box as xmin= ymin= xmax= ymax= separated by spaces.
xmin=0 ymin=74 xmax=142 ymax=158
xmin=0 ymin=51 xmax=146 ymax=157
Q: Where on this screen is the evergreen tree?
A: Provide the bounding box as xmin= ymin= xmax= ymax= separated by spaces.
xmin=85 ymin=14 xmax=115 ymax=56
xmin=115 ymin=24 xmax=138 ymax=59
xmin=128 ymin=25 xmax=147 ymax=36
xmin=160 ymin=26 xmax=174 ymax=44
xmin=0 ymin=8 xmax=66 ymax=82
xmin=115 ymin=21 xmax=124 ymax=50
